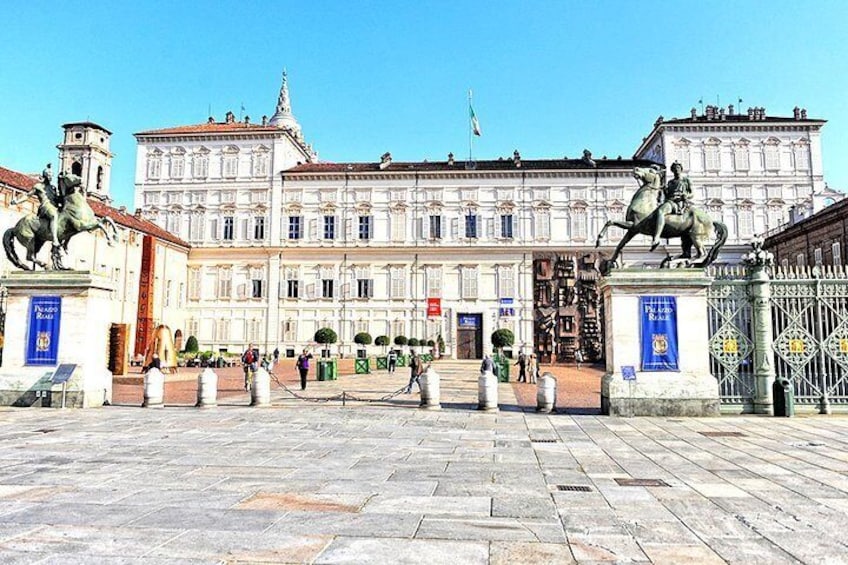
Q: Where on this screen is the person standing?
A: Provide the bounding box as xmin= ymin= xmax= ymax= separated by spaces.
xmin=296 ymin=349 xmax=313 ymax=391
xmin=241 ymin=343 xmax=258 ymax=391
xmin=405 ymin=352 xmax=422 ymax=393
xmin=515 ymin=352 xmax=528 ymax=383
xmin=273 ymin=347 xmax=280 ymax=365
xmin=575 ymin=349 xmax=584 ymax=370
xmin=387 ymin=349 xmax=398 ymax=374
xmin=529 ymin=353 xmax=538 ymax=384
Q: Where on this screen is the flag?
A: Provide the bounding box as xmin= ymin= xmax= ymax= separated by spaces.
xmin=469 ymin=100 xmax=481 ymax=136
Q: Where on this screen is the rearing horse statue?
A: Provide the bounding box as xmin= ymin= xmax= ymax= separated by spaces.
xmin=3 ymin=172 xmax=118 ymax=271
xmin=595 ymin=166 xmax=727 ymax=269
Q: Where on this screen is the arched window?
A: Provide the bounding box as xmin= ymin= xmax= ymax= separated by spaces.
xmin=96 ymin=166 xmax=103 ymax=192
xmin=71 ymin=161 xmax=82 ymax=176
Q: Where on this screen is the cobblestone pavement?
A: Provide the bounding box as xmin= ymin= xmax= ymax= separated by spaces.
xmin=2 ymin=360 xmax=848 ymax=563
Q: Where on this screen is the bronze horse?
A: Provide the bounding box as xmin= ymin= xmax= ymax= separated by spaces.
xmin=3 ymin=173 xmax=118 ymax=270
xmin=596 ymin=166 xmax=727 ymax=269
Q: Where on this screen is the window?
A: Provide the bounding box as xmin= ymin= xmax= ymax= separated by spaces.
xmin=498 ymin=266 xmax=515 ymax=299
xmin=167 ymin=213 xmax=180 ymax=234
xmin=429 ymin=215 xmax=443 ymax=239
xmin=217 ymin=267 xmax=232 ymax=299
xmin=461 ymin=188 xmax=478 ymax=202
xmin=215 ymin=318 xmax=230 ymax=341
xmin=188 ymin=268 xmax=200 ymax=300
xmin=170 ymin=157 xmax=184 ymax=179
xmin=165 ymin=280 xmax=173 ymax=307
xmin=426 ymin=266 xmax=442 ymax=298
xmin=246 ymin=319 xmax=261 ymax=343
xmin=253 ymin=152 xmax=268 ymax=177
xmin=534 ymin=210 xmax=551 ymax=240
xmin=461 ymin=266 xmax=478 ymax=299
xmin=358 ymin=215 xmax=372 ymax=240
xmin=390 ymin=213 xmax=406 ymax=242
xmin=764 ymin=144 xmax=780 ymax=171
xmin=323 ymin=215 xmax=336 ymax=239
xmin=254 ymin=216 xmax=265 ymax=240
xmin=500 ymin=214 xmax=514 ymax=239
xmin=286 ymin=279 xmax=299 ymax=298
xmin=736 ymin=186 xmax=752 ymax=200
xmin=734 ymin=147 xmax=750 ymax=171
xmin=833 ymin=243 xmax=842 ymax=266
xmin=738 ymin=209 xmax=754 ymax=238
xmin=814 ymin=247 xmax=823 ymax=266
xmin=288 ymin=216 xmax=303 ymax=239
xmin=223 ymin=216 xmax=234 ymax=240
xmin=795 ymin=145 xmax=810 ymax=170
xmin=390 ymin=266 xmax=406 ymax=299
xmin=571 ymin=210 xmax=587 ymax=239
xmin=252 ymin=279 xmax=264 ymax=298
xmin=392 ymin=319 xmax=405 ymax=339
xmin=704 ymin=144 xmax=720 ymax=171
xmin=144 ymin=192 xmax=159 ymax=205
xmin=390 ymin=189 xmax=406 ymax=201
xmin=465 ymin=214 xmax=478 ymax=239
xmin=322 ymin=279 xmax=334 ymax=299
xmin=282 ymin=320 xmax=297 ymax=341
xmin=796 ymin=253 xmax=806 ymax=267
xmin=357 ymin=278 xmax=373 ymax=298
xmin=147 ymin=156 xmax=161 ymax=179
xmin=209 ymin=218 xmax=219 ymax=240
xmin=192 ymin=153 xmax=209 ymax=178
xmin=186 ymin=318 xmax=198 ymax=339
xmin=674 ymin=144 xmax=690 ymax=171
xmin=223 ymin=155 xmax=238 ymax=178
xmin=706 ymin=185 xmax=722 ymax=200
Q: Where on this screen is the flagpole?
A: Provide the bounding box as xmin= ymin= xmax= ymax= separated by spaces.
xmin=468 ymin=89 xmax=473 ymax=163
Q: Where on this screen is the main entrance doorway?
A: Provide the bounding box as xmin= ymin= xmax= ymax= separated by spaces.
xmin=457 ymin=313 xmax=483 ymax=359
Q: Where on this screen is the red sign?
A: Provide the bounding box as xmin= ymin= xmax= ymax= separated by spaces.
xmin=426 ymin=298 xmax=441 ymax=317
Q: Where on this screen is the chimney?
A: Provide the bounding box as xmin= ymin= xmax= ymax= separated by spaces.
xmin=705 ymin=105 xmax=716 ymax=120
xmin=728 ymin=104 xmax=735 ymax=116
xmin=379 ymin=152 xmax=392 ymax=170
xmin=261 ymin=115 xmax=268 ymax=126
xmin=747 ymin=107 xmax=754 ymax=120
xmin=719 ymin=107 xmax=726 ymax=120
xmin=225 ymin=111 xmax=235 ymax=123
xmin=447 ymin=152 xmax=454 ymax=166
xmin=118 ymin=205 xmax=127 ymax=213
xmin=690 ymin=107 xmax=698 ymax=119
xmin=801 ymin=108 xmax=808 ymax=119
xmin=513 ymin=150 xmax=521 ymax=168
xmin=760 ymin=107 xmax=767 ymax=119
xmin=207 ymin=116 xmax=215 ymax=124
xmin=244 ymin=115 xmax=250 ymax=124
xmin=793 ymin=106 xmax=801 ymax=120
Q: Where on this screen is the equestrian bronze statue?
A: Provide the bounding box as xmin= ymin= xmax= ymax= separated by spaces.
xmin=4 ymin=168 xmax=118 ymax=271
xmin=596 ymin=162 xmax=727 ymax=270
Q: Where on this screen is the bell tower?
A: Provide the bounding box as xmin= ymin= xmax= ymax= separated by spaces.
xmin=57 ymin=122 xmax=113 ymax=201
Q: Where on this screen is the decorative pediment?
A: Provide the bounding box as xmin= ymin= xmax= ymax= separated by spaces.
xmin=220 ymin=202 xmax=237 ymax=212
xmin=354 ymin=201 xmax=372 ymax=213
xmin=171 ymin=146 xmax=186 ymax=155
xmin=569 ymin=200 xmax=589 ymax=209
xmin=703 ymin=136 xmax=722 ymax=146
xmin=425 ymin=201 xmax=443 ymax=212
xmin=192 ymin=204 xmax=206 ymax=213
xmin=194 ymin=146 xmax=210 ymax=155
xmin=737 ymin=198 xmax=756 ymax=207
xmin=706 ymin=198 xmax=724 ymax=207
xmin=222 ymin=145 xmax=240 ymax=154
xmin=496 ymin=200 xmax=515 ymax=211
xmin=533 ymin=202 xmax=552 ymax=210
xmin=763 ymin=136 xmax=781 ymax=146
xmin=149 ymin=148 xmax=163 ymax=156
xmin=252 ymin=144 xmax=271 ymax=153
xmin=388 ymin=201 xmax=408 ymax=213
xmin=284 ymin=202 xmax=303 ymax=213
xmin=674 ymin=137 xmax=692 ymax=146
xmin=766 ymin=198 xmax=786 ymax=207
xmin=320 ymin=202 xmax=338 ymax=213
xmin=253 ymin=203 xmax=268 ymax=213
xmin=734 ymin=138 xmax=751 ymax=147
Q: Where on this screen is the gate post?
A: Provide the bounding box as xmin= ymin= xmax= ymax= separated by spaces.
xmin=744 ymin=239 xmax=776 ymax=415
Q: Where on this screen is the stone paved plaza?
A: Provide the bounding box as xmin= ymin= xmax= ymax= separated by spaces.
xmin=1 ymin=361 xmax=848 ymax=564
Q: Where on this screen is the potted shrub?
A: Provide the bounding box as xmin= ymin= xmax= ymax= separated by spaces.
xmin=184 ymin=335 xmax=199 ymax=354
xmin=394 ymin=335 xmax=408 ymax=366
xmin=375 ymin=335 xmax=390 ymax=369
xmin=354 ymin=332 xmax=373 ymax=373
xmin=354 ymin=332 xmax=372 ymax=358
xmin=491 ymin=329 xmax=515 ymax=382
xmin=314 ymin=327 xmax=339 ymax=381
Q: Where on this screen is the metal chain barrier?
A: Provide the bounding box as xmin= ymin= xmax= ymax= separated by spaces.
xmin=268 ymin=371 xmax=409 ymax=405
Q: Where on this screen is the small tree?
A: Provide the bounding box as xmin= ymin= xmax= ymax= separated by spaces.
xmin=314 ymin=327 xmax=338 ymax=357
xmin=426 ymin=339 xmax=435 ymax=348
xmin=437 ymin=334 xmax=445 ymax=355
xmin=491 ymin=329 xmax=515 ymax=357
xmin=184 ymin=335 xmax=199 ymax=354
xmin=375 ymin=335 xmax=390 ymax=352
xmin=394 ymin=335 xmax=408 ymax=347
xmin=354 ymin=332 xmax=372 ymax=358
xmin=408 ymin=337 xmax=420 ymax=351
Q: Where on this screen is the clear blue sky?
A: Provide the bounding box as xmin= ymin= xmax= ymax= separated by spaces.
xmin=2 ymin=0 xmax=847 ymax=207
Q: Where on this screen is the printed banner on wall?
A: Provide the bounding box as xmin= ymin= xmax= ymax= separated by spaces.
xmin=639 ymin=296 xmax=679 ymax=372
xmin=426 ymin=298 xmax=441 ymax=317
xmin=26 ymin=296 xmax=62 ymax=366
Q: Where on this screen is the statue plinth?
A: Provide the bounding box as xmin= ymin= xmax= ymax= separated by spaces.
xmin=0 ymin=271 xmax=114 ymax=407
xmin=599 ymin=269 xmax=719 ymax=417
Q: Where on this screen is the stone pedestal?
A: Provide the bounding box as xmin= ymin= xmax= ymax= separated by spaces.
xmin=0 ymin=271 xmax=114 ymax=408
xmin=600 ymin=269 xmax=719 ymax=417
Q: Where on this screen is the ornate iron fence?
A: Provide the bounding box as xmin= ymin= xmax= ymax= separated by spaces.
xmin=707 ymin=264 xmax=848 ymax=413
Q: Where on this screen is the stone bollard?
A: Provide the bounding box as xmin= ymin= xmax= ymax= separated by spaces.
xmin=536 ymin=372 xmax=557 ymax=413
xmin=478 ymin=370 xmax=499 ymax=411
xmin=196 ymin=368 xmax=218 ymax=408
xmin=142 ymin=368 xmax=165 ymax=408
xmin=251 ymin=368 xmax=271 ymax=407
xmin=419 ymin=367 xmax=441 ymax=410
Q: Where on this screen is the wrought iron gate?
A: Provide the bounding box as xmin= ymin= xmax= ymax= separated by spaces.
xmin=707 ymin=264 xmax=848 ymax=413
xmin=0 ymin=286 xmax=6 ymax=367
xmin=771 ymin=269 xmax=848 ymax=411
xmin=707 ymin=269 xmax=755 ymax=411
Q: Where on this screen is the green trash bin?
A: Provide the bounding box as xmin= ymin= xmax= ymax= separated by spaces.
xmin=318 ymin=360 xmax=329 ymax=381
xmin=355 ymin=358 xmax=370 ymax=374
xmin=494 ymin=356 xmax=510 ymax=382
xmin=329 ymin=359 xmax=338 ymax=380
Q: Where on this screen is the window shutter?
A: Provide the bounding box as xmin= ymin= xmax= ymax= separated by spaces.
xmin=369 ymin=280 xmax=374 ymax=298
xmin=440 ymin=216 xmax=445 ymax=239
xmin=241 ymin=218 xmax=249 ymax=240
xmin=487 ymin=218 xmax=495 ymax=239
xmin=306 ymin=283 xmax=316 ymax=299
xmin=309 ymin=218 xmax=317 ymax=240
xmin=416 ymin=217 xmax=424 ymax=239
xmin=368 ymin=217 xmax=374 ymax=239
xmin=423 ymin=215 xmax=430 ymax=239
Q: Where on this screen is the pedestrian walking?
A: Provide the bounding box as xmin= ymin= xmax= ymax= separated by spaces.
xmin=387 ymin=349 xmax=398 ymax=374
xmin=405 ymin=352 xmax=423 ymax=393
xmin=529 ymin=353 xmax=538 ymax=384
xmin=515 ymin=352 xmax=528 ymax=383
xmin=296 ymin=349 xmax=313 ymax=391
xmin=575 ymin=349 xmax=584 ymax=370
xmin=241 ymin=343 xmax=258 ymax=391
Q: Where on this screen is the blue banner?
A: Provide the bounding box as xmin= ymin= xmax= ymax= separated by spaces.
xmin=639 ymin=296 xmax=679 ymax=372
xmin=26 ymin=296 xmax=62 ymax=366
